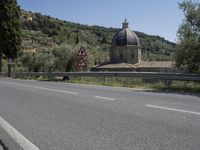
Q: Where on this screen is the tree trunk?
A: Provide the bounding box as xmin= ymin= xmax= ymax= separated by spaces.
xmin=63 ymin=61 xmax=72 ymax=80
xmin=0 ymin=52 xmax=2 ymax=73
xmin=8 ymin=64 xmax=11 ymax=77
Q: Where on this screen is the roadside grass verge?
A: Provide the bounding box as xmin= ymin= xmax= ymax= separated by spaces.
xmin=18 ymin=76 xmax=200 ymax=94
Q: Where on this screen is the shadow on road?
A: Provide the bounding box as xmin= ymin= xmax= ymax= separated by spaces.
xmin=138 ymin=89 xmax=200 ymax=98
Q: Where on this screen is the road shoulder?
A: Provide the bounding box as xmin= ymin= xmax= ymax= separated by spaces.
xmin=0 ymin=126 xmax=21 ymax=150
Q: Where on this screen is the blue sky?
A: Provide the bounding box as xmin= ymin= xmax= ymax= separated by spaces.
xmin=17 ymin=0 xmax=184 ymax=42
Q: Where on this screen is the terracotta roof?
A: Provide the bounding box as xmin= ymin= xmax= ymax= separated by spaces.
xmin=97 ymin=63 xmax=136 ymax=69
xmin=135 ymin=61 xmax=174 ymax=68
xmin=96 ymin=61 xmax=174 ymax=69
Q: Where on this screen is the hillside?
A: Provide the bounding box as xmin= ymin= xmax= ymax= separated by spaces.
xmin=21 ymin=10 xmax=176 ymax=61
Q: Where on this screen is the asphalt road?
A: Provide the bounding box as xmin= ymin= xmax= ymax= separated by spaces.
xmin=0 ymin=78 xmax=200 ymax=150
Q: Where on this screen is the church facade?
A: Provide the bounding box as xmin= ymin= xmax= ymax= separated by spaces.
xmin=92 ymin=20 xmax=174 ymax=72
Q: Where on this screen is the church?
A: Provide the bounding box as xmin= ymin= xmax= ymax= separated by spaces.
xmin=92 ymin=20 xmax=174 ymax=72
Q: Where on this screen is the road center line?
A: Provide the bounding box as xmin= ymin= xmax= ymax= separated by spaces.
xmin=0 ymin=116 xmax=40 ymax=150
xmin=146 ymin=104 xmax=200 ymax=116
xmin=0 ymin=81 xmax=78 ymax=95
xmin=94 ymin=96 xmax=116 ymax=101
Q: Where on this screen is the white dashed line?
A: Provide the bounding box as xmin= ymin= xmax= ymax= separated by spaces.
xmin=0 ymin=81 xmax=78 ymax=95
xmin=94 ymin=96 xmax=116 ymax=101
xmin=0 ymin=116 xmax=40 ymax=150
xmin=146 ymin=104 xmax=200 ymax=116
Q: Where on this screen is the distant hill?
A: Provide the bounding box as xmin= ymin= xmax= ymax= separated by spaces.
xmin=21 ymin=10 xmax=176 ymax=61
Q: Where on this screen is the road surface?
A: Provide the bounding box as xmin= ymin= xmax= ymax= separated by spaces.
xmin=0 ymin=78 xmax=200 ymax=150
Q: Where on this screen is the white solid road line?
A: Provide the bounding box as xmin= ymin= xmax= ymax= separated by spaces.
xmin=0 ymin=116 xmax=40 ymax=150
xmin=0 ymin=81 xmax=78 ymax=95
xmin=94 ymin=96 xmax=116 ymax=101
xmin=146 ymin=104 xmax=200 ymax=116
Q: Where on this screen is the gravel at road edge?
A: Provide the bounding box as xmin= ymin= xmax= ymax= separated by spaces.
xmin=0 ymin=140 xmax=7 ymax=150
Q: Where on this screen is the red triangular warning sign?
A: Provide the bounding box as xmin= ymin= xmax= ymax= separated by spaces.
xmin=77 ymin=47 xmax=87 ymax=56
xmin=78 ymin=57 xmax=87 ymax=67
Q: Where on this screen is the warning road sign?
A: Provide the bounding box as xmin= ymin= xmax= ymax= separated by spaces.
xmin=77 ymin=47 xmax=87 ymax=56
xmin=78 ymin=57 xmax=87 ymax=67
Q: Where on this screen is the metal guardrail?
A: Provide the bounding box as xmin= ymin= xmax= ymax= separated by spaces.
xmin=0 ymin=73 xmax=7 ymax=77
xmin=16 ymin=72 xmax=200 ymax=82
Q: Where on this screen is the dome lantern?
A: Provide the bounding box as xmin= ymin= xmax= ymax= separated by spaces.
xmin=122 ymin=19 xmax=129 ymax=29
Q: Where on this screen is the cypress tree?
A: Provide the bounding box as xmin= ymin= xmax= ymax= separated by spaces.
xmin=76 ymin=34 xmax=79 ymax=45
xmin=0 ymin=0 xmax=21 ymax=73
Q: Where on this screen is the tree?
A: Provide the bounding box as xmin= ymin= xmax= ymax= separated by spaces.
xmin=76 ymin=34 xmax=79 ymax=45
xmin=19 ymin=51 xmax=55 ymax=72
xmin=0 ymin=0 xmax=21 ymax=74
xmin=101 ymin=36 xmax=107 ymax=44
xmin=176 ymin=0 xmax=200 ymax=73
xmin=53 ymin=44 xmax=77 ymax=72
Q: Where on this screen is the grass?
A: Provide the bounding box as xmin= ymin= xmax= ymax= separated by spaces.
xmin=19 ymin=76 xmax=200 ymax=94
xmin=152 ymin=81 xmax=200 ymax=93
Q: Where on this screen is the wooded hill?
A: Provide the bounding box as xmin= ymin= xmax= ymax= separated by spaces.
xmin=21 ymin=10 xmax=176 ymax=61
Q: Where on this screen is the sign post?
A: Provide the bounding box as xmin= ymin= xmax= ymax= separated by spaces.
xmin=77 ymin=47 xmax=87 ymax=81
xmin=77 ymin=47 xmax=87 ymax=70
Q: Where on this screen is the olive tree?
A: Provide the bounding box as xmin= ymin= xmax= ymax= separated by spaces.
xmin=176 ymin=0 xmax=200 ymax=73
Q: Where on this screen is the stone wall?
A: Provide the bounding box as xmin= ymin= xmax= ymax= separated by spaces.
xmin=111 ymin=45 xmax=141 ymax=64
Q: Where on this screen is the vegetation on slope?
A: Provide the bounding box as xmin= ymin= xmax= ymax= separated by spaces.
xmin=21 ymin=10 xmax=176 ymax=58
xmin=2 ymin=9 xmax=176 ymax=73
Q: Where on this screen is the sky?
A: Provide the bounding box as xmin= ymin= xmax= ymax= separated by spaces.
xmin=17 ymin=0 xmax=184 ymax=42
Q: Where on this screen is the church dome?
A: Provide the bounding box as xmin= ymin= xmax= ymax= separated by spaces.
xmin=112 ymin=20 xmax=140 ymax=46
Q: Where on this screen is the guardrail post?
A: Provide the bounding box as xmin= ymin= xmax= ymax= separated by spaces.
xmin=163 ymin=80 xmax=172 ymax=87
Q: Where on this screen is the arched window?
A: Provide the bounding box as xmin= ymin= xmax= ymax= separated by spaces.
xmin=132 ymin=54 xmax=134 ymax=59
